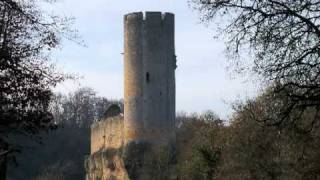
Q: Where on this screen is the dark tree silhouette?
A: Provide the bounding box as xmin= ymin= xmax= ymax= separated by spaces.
xmin=7 ymin=88 xmax=123 ymax=180
xmin=0 ymin=0 xmax=76 ymax=178
xmin=191 ymin=0 xmax=320 ymax=127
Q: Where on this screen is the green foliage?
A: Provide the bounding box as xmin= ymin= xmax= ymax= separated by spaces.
xmin=145 ymin=142 xmax=177 ymax=180
xmin=177 ymin=90 xmax=320 ymax=179
xmin=176 ymin=112 xmax=223 ymax=180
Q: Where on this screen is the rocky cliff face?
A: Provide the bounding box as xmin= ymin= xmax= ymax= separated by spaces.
xmin=85 ymin=146 xmax=129 ymax=180
xmin=84 ymin=116 xmax=177 ymax=180
xmin=85 ymin=116 xmax=128 ymax=180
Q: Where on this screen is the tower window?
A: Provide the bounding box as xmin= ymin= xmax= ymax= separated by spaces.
xmin=146 ymin=72 xmax=150 ymax=83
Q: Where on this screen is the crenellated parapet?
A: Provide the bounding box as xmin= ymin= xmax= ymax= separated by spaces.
xmin=124 ymin=12 xmax=174 ymax=26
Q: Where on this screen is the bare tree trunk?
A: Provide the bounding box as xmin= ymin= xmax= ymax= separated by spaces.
xmin=0 ymin=154 xmax=7 ymax=180
xmin=0 ymin=140 xmax=8 ymax=180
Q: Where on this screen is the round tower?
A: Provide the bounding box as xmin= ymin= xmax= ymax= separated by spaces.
xmin=124 ymin=12 xmax=176 ymax=144
xmin=124 ymin=12 xmax=144 ymax=142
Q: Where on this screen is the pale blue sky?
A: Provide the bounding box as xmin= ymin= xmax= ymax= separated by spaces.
xmin=48 ymin=0 xmax=259 ymax=119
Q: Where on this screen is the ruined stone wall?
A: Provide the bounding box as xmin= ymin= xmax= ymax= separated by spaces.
xmin=90 ymin=116 xmax=124 ymax=154
xmin=86 ymin=116 xmax=130 ymax=180
xmin=85 ymin=116 xmax=177 ymax=180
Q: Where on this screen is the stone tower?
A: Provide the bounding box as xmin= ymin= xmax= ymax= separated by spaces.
xmin=124 ymin=12 xmax=176 ymax=144
xmin=85 ymin=12 xmax=177 ymax=180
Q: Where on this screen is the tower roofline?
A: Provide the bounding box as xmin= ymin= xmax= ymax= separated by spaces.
xmin=124 ymin=11 xmax=174 ymax=21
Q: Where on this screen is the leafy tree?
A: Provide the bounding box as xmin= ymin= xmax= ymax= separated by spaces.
xmin=191 ymin=0 xmax=320 ymax=127
xmin=189 ymin=2 xmax=320 ymax=178
xmin=0 ymin=0 xmax=75 ymax=178
xmin=176 ymin=96 xmax=320 ymax=179
xmin=176 ymin=111 xmax=224 ymax=180
xmin=222 ymin=89 xmax=320 ymax=179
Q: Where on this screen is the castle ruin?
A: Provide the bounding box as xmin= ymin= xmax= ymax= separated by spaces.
xmin=85 ymin=12 xmax=177 ymax=180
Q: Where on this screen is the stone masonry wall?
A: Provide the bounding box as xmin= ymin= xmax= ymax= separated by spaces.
xmin=85 ymin=116 xmax=177 ymax=180
xmin=124 ymin=12 xmax=176 ymax=143
xmin=86 ymin=116 xmax=130 ymax=180
xmin=90 ymin=116 xmax=124 ymax=154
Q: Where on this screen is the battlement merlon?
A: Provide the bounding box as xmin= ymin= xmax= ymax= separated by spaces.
xmin=124 ymin=12 xmax=174 ymax=25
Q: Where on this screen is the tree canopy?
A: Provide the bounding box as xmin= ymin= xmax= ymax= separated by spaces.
xmin=191 ymin=0 xmax=320 ymax=127
xmin=0 ymin=0 xmax=75 ymax=167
